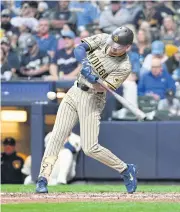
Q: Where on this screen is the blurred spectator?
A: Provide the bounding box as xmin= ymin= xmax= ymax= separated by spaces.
xmin=35 ymin=19 xmax=57 ymax=58
xmin=1 ymin=9 xmax=19 ymax=48
xmin=165 ymin=47 xmax=180 ymax=80
xmin=160 ymin=16 xmax=179 ymax=45
xmin=17 ymin=19 xmax=34 ymax=52
xmin=1 ymin=137 xmax=24 ymax=184
xmin=127 ymin=50 xmax=141 ymax=75
xmin=155 ymin=1 xmax=175 ymax=27
xmin=58 ymin=29 xmax=90 ymax=50
xmin=158 ymin=89 xmax=180 ymax=115
xmin=139 ymin=20 xmax=151 ymax=31
xmin=143 ymin=1 xmax=159 ymax=28
xmin=11 ymin=1 xmax=39 ymax=18
xmin=132 ymin=29 xmax=151 ymax=66
xmin=138 ymin=58 xmax=176 ymax=100
xmin=28 ymin=1 xmax=38 ymax=19
xmin=48 ymin=1 xmax=77 ymax=34
xmin=69 ymin=0 xmax=100 ymax=32
xmin=19 ymin=35 xmax=51 ymax=78
xmin=0 ymin=47 xmax=12 ymax=80
xmin=140 ymin=40 xmax=168 ymax=76
xmin=10 ymin=2 xmax=39 ymax=33
xmin=93 ymin=27 xmax=103 ymax=35
xmin=75 ymin=30 xmax=90 ymax=47
xmin=20 ymin=1 xmax=38 ymax=18
xmin=11 ymin=15 xmax=38 ymax=32
xmin=125 ymin=1 xmax=145 ymax=29
xmin=48 ymin=31 xmax=81 ymax=81
xmin=143 ymin=1 xmax=174 ymax=29
xmin=80 ymin=30 xmax=90 ymax=40
xmin=99 ymin=1 xmax=130 ymax=33
xmin=37 ymin=2 xmax=49 ymax=19
xmin=1 ymin=9 xmax=16 ymax=35
xmin=1 ymin=37 xmax=20 ymax=74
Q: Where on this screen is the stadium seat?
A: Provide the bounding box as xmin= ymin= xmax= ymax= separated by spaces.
xmin=138 ymin=96 xmax=159 ymax=113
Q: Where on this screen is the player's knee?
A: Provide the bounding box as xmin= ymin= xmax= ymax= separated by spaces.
xmin=83 ymin=143 xmax=100 ymax=157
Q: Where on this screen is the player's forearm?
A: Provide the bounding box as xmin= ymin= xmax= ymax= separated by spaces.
xmin=66 ymin=64 xmax=81 ymax=77
xmin=49 ymin=64 xmax=58 ymax=80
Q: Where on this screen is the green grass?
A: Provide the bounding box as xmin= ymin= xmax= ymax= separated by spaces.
xmin=2 ymin=202 xmax=180 ymax=212
xmin=1 ymin=184 xmax=180 ymax=193
xmin=2 ymin=185 xmax=180 ymax=212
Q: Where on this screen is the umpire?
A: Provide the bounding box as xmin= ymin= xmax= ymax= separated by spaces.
xmin=1 ymin=137 xmax=24 ymax=184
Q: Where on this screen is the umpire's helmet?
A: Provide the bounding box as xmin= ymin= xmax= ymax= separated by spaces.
xmin=111 ymin=26 xmax=134 ymax=46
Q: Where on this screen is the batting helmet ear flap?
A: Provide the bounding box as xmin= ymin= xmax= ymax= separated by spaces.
xmin=111 ymin=26 xmax=134 ymax=46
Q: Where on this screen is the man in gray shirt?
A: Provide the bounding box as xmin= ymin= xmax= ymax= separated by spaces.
xmin=99 ymin=1 xmax=130 ymax=33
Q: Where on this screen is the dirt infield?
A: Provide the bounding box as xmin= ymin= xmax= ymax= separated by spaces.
xmin=1 ymin=192 xmax=180 ymax=204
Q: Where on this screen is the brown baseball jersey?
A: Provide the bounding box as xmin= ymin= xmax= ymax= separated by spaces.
xmin=38 ymin=33 xmax=132 ymax=180
xmin=78 ymin=33 xmax=132 ymax=90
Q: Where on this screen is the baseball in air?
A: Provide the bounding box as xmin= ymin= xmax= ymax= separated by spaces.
xmin=47 ymin=92 xmax=56 ymax=100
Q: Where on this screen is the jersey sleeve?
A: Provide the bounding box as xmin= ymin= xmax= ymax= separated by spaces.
xmin=81 ymin=33 xmax=109 ymax=51
xmin=104 ymin=62 xmax=131 ymax=90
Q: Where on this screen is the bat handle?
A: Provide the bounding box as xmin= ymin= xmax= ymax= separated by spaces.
xmin=97 ymin=79 xmax=111 ymax=92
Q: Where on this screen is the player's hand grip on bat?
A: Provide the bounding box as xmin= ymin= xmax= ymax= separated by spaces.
xmin=82 ymin=58 xmax=91 ymax=69
xmin=81 ymin=63 xmax=99 ymax=84
xmin=74 ymin=43 xmax=99 ymax=84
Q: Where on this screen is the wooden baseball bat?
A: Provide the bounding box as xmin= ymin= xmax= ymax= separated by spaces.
xmin=97 ymin=79 xmax=147 ymax=121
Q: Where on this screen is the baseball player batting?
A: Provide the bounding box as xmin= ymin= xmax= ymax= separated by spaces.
xmin=36 ymin=26 xmax=137 ymax=194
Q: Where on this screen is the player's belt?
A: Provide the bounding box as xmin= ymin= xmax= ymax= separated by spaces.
xmin=77 ymin=83 xmax=89 ymax=91
xmin=77 ymin=83 xmax=103 ymax=94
